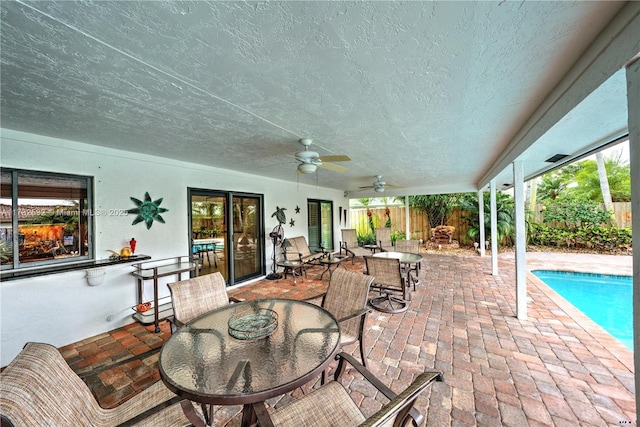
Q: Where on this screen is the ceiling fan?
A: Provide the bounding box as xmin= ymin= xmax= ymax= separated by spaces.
xmin=359 ymin=175 xmax=402 ymax=193
xmin=295 ymin=138 xmax=350 ymax=174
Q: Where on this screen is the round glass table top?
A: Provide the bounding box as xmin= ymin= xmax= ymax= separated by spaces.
xmin=372 ymin=251 xmax=423 ymax=263
xmin=159 ymin=298 xmax=340 ymax=405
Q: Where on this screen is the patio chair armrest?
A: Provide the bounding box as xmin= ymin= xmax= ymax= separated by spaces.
xmin=334 ymin=352 xmax=394 ymax=395
xmin=229 ymin=296 xmax=244 ymax=303
xmin=336 ymin=307 xmax=370 ymax=324
xmin=113 ymin=380 xmax=187 ymax=426
xmin=169 ymin=316 xmax=185 ymax=328
xmin=357 ymin=371 xmax=444 ymax=427
xmin=334 ymin=352 xmax=443 ymax=427
xmin=2 ymin=415 xmax=15 ymax=427
xmin=302 ymin=292 xmax=326 ymax=304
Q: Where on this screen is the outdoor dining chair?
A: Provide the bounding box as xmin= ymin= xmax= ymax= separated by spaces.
xmin=394 ymin=239 xmax=422 ymax=289
xmin=168 ymin=271 xmax=239 ymax=331
xmin=317 ymin=268 xmax=374 ymax=368
xmin=339 ymin=228 xmax=371 ymax=264
xmin=375 ymin=227 xmax=394 ymax=252
xmin=394 ymin=239 xmax=419 ymax=253
xmin=0 ymin=342 xmax=190 ymax=426
xmin=251 ymin=352 xmax=443 ymax=427
xmin=365 ymin=256 xmax=410 ymax=313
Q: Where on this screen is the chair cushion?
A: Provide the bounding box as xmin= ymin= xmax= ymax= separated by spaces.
xmin=285 ymin=236 xmax=324 ymax=263
xmin=270 ymin=381 xmax=365 ymax=427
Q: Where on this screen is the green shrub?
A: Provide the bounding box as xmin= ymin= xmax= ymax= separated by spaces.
xmin=527 ymin=223 xmax=631 ymax=252
xmin=357 ymin=231 xmax=376 ymax=246
xmin=391 ymin=231 xmax=406 ymax=245
xmin=542 ymin=199 xmax=611 ymax=228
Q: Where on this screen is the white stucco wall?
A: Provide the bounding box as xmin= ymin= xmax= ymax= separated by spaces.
xmin=0 ymin=129 xmax=347 ymax=366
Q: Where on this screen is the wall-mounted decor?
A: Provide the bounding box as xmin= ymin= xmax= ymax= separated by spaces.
xmin=289 ymin=219 xmax=295 ymax=227
xmin=295 ymin=206 xmax=300 ymax=214
xmin=271 ymin=206 xmax=287 ymax=225
xmin=127 ymin=192 xmax=169 ymax=229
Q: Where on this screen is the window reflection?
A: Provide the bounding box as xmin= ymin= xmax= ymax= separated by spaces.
xmin=1 ymin=169 xmax=91 ymax=270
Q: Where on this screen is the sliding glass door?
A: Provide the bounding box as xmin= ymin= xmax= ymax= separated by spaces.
xmin=232 ymin=195 xmax=261 ymax=282
xmin=189 ymin=189 xmax=264 ymax=285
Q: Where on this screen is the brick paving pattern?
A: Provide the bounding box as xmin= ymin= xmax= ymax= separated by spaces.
xmin=59 ymin=252 xmax=635 ymax=426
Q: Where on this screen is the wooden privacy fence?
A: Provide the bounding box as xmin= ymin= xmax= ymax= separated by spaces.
xmin=348 ymin=202 xmax=632 ymax=247
xmin=348 ymin=207 xmax=473 ymax=245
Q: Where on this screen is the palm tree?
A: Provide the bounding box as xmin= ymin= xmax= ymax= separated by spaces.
xmin=460 ymin=192 xmax=515 ymax=246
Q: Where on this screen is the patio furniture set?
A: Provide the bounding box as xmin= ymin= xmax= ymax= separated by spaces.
xmin=0 ymin=233 xmax=436 ymax=426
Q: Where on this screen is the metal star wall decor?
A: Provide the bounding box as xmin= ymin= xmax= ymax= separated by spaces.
xmin=295 ymin=205 xmax=300 ymax=214
xmin=289 ymin=218 xmax=295 ymax=227
xmin=127 ymin=192 xmax=169 ymax=229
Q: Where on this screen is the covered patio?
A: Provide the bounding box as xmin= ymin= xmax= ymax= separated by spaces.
xmin=63 ymin=252 xmax=635 ymax=426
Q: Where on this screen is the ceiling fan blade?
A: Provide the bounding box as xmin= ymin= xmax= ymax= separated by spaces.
xmin=318 ymin=155 xmax=351 ymax=162
xmin=319 ymin=162 xmax=347 ymax=173
xmin=358 ymin=185 xmax=374 ymax=190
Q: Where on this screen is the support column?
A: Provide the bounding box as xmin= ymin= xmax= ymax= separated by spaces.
xmin=478 ymin=189 xmax=486 ymax=256
xmin=490 ymin=180 xmax=498 ymax=275
xmin=405 ymin=195 xmax=410 ymax=240
xmin=626 ymin=57 xmax=640 ymax=419
xmin=513 ymin=160 xmax=527 ymax=320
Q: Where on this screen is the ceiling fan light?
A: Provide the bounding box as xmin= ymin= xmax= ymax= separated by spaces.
xmin=374 ymin=186 xmax=385 ymax=193
xmin=298 ymin=163 xmax=317 ymax=174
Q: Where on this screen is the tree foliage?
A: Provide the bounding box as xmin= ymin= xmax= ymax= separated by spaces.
xmin=571 ymin=156 xmax=630 ymax=202
xmin=541 ymin=199 xmax=612 ymax=228
xmin=408 ymin=194 xmax=459 ymax=229
xmin=459 ymin=192 xmax=515 ymax=245
xmin=537 ymin=154 xmax=630 ymax=202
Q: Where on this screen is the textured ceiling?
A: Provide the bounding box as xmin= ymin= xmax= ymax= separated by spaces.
xmin=0 ymin=1 xmax=635 ymax=197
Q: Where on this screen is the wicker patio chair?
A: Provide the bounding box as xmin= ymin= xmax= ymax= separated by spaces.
xmin=251 ymin=352 xmax=443 ymax=427
xmin=365 ymin=256 xmax=410 ymax=313
xmin=375 ymin=228 xmax=394 ymax=252
xmin=394 ymin=239 xmax=421 ymax=290
xmin=168 ymin=272 xmax=238 ymax=330
xmin=0 ymin=342 xmax=190 ymax=427
xmin=339 ymin=229 xmax=371 ymax=264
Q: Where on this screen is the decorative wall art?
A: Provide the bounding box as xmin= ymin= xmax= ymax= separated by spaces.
xmin=127 ymin=192 xmax=169 ymax=229
xmin=295 ymin=205 xmax=300 ymax=214
xmin=289 ymin=219 xmax=295 ymax=227
xmin=271 ymin=206 xmax=287 ymax=225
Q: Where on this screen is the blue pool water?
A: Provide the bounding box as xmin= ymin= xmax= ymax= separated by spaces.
xmin=532 ymin=270 xmax=633 ymax=350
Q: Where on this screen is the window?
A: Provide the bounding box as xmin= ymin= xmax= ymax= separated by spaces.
xmin=307 ymin=200 xmax=333 ymax=252
xmin=1 ymin=169 xmax=93 ymax=271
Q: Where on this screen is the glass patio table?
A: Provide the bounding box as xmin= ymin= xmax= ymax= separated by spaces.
xmin=372 ymin=250 xmax=423 ymax=266
xmin=159 ymin=298 xmax=340 ymax=427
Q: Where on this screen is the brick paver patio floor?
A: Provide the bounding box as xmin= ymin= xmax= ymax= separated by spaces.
xmin=59 ymin=251 xmax=635 ymax=426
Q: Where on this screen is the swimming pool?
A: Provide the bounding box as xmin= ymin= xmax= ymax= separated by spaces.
xmin=532 ymin=270 xmax=633 ymax=350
